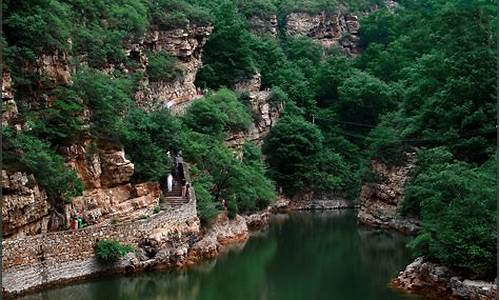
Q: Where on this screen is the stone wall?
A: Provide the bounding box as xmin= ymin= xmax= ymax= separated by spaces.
xmin=357 ymin=153 xmax=421 ymax=235
xmin=1 ymin=199 xmax=198 ymax=297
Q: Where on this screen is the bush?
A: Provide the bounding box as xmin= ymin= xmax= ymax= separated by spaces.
xmin=184 ymin=89 xmax=251 ymax=135
xmin=122 ymin=108 xmax=183 ymax=181
xmin=151 ymin=0 xmax=213 ymax=30
xmin=408 ymin=155 xmax=497 ymax=276
xmin=95 ymin=239 xmax=133 ymax=264
xmin=146 ymin=51 xmax=184 ymax=82
xmin=12 ymin=134 xmax=83 ymax=203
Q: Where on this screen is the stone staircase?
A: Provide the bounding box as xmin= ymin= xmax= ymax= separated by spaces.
xmin=162 ymin=182 xmax=189 ymax=208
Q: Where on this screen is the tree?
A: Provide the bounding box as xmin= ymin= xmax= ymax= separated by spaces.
xmin=195 ymin=1 xmax=256 ymax=88
xmin=408 ymin=154 xmax=497 ymax=277
xmin=263 ymin=113 xmax=324 ymax=195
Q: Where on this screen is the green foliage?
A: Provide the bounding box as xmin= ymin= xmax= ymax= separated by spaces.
xmin=184 ymin=89 xmax=252 ymax=136
xmin=195 ymin=2 xmax=256 ymax=88
xmin=263 ymin=113 xmax=324 ymax=195
xmin=367 ymin=124 xmax=405 ymax=166
xmin=30 ymin=96 xmax=84 ymax=145
xmin=146 ymin=51 xmax=185 ymax=82
xmin=268 ymin=86 xmax=289 ymax=105
xmin=150 ymin=0 xmax=213 ymax=30
xmin=182 ymin=132 xmax=275 ymax=214
xmin=71 ymin=69 xmax=134 ymax=143
xmin=407 ymin=154 xmax=497 ymax=276
xmin=9 ymin=133 xmax=83 ymax=203
xmin=237 ymin=0 xmax=277 ymax=18
xmin=122 ymin=108 xmax=183 ymax=181
xmin=249 ymin=36 xmax=287 ymax=88
xmin=94 ymin=239 xmax=133 ymax=264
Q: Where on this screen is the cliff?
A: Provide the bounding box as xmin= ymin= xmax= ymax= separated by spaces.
xmin=133 ymin=25 xmax=213 ymax=112
xmin=357 ymin=154 xmax=421 ymax=235
xmin=225 ymin=73 xmax=283 ymax=150
xmin=285 ymin=12 xmax=362 ymax=54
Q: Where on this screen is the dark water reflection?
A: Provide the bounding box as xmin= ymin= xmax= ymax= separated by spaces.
xmin=21 ymin=210 xmax=423 ymax=300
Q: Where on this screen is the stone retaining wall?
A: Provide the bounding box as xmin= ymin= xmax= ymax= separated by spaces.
xmin=2 ymin=199 xmax=198 ymax=297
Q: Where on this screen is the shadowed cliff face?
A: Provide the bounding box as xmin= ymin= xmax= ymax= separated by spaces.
xmin=285 ymin=12 xmax=362 ymax=54
xmin=357 ymin=153 xmax=421 ymax=235
xmin=133 ymin=25 xmax=213 ymax=112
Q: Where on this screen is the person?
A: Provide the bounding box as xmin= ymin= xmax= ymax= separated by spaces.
xmin=167 ymin=173 xmax=173 ymax=192
xmin=182 ymin=181 xmax=190 ymax=197
xmin=185 ymin=183 xmax=190 ymax=198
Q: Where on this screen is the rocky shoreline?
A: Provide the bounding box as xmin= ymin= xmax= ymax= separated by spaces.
xmin=392 ymin=257 xmax=497 ymax=300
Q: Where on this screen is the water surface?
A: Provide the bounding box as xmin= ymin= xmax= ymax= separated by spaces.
xmin=22 ymin=210 xmax=422 ymax=300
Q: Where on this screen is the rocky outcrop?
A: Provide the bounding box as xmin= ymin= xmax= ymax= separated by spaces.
xmin=2 ymin=69 xmax=18 ymax=127
xmin=285 ymin=12 xmax=362 ymax=54
xmin=2 ymin=200 xmax=200 ymax=298
xmin=133 ymin=25 xmax=213 ymax=112
xmin=66 ymin=182 xmax=161 ymax=227
xmin=243 ymin=210 xmax=271 ymax=230
xmin=36 ymin=52 xmax=72 ymax=85
xmin=278 ymin=191 xmax=353 ymax=210
xmin=226 ymin=74 xmax=283 ymax=149
xmin=393 ymin=257 xmax=498 ymax=300
xmin=357 ymin=154 xmax=421 ymax=235
xmin=248 ymin=15 xmax=278 ymax=36
xmin=187 ymin=214 xmax=249 ymax=263
xmin=1 ymin=171 xmax=51 ymax=239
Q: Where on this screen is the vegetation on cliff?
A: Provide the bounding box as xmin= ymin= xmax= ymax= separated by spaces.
xmin=2 ymin=0 xmax=497 ymax=279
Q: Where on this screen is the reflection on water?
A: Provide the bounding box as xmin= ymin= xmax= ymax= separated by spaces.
xmin=21 ymin=210 xmax=423 ymax=300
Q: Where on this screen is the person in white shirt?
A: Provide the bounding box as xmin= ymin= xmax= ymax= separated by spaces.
xmin=167 ymin=173 xmax=173 ymax=192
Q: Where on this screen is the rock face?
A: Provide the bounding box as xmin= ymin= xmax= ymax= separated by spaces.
xmin=133 ymin=25 xmax=213 ymax=112
xmin=1 ymin=171 xmax=51 ymax=239
xmin=2 ymin=69 xmax=18 ymax=127
xmin=187 ymin=213 xmax=249 ymax=262
xmin=393 ymin=257 xmax=498 ymax=300
xmin=357 ymin=154 xmax=421 ymax=235
xmin=285 ymin=12 xmax=362 ymax=54
xmin=226 ymin=74 xmax=283 ymax=150
xmin=248 ymin=14 xmax=278 ymax=36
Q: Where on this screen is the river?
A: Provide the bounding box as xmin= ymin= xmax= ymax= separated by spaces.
xmin=21 ymin=210 xmax=422 ymax=300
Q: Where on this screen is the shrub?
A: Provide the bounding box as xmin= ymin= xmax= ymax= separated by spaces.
xmin=11 ymin=134 xmax=83 ymax=203
xmin=408 ymin=155 xmax=497 ymax=276
xmin=95 ymin=239 xmax=133 ymax=264
xmin=146 ymin=51 xmax=184 ymax=82
xmin=122 ymin=108 xmax=182 ymax=181
xmin=151 ymin=0 xmax=213 ymax=30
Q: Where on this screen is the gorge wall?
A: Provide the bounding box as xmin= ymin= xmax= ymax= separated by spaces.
xmin=357 ymin=153 xmax=421 ymax=235
xmin=285 ymin=12 xmax=362 ymax=54
xmin=133 ymin=25 xmax=213 ymax=112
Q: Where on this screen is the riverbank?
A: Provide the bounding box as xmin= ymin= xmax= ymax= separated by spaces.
xmin=392 ymin=257 xmax=497 ymax=300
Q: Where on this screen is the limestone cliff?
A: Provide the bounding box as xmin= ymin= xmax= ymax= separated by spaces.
xmin=225 ymin=73 xmax=283 ymax=151
xmin=247 ymin=14 xmax=278 ymax=36
xmin=133 ymin=25 xmax=213 ymax=112
xmin=1 ymin=24 xmax=213 ymax=238
xmin=357 ymin=153 xmax=421 ymax=235
xmin=285 ymin=12 xmax=362 ymax=54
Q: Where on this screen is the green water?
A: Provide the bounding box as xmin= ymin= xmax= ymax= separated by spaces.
xmin=22 ymin=210 xmax=422 ymax=300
